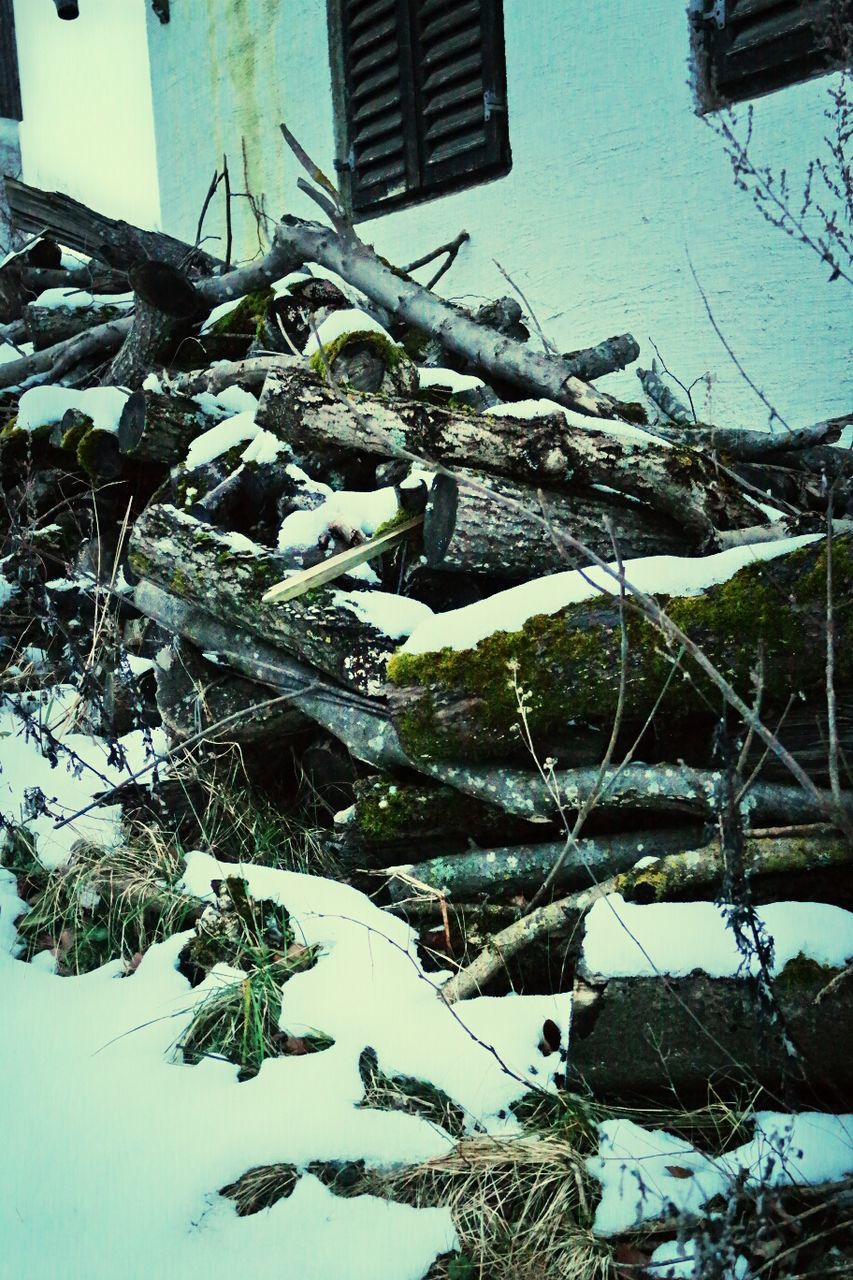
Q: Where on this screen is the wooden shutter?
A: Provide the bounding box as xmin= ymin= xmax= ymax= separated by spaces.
xmin=339 ymin=0 xmax=509 ymax=215
xmin=412 ymin=0 xmax=509 ymax=194
xmin=0 ymin=0 xmax=23 ymax=122
xmin=705 ymin=0 xmax=845 ymax=103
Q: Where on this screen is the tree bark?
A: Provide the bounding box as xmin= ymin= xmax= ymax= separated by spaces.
xmin=153 ymin=636 xmax=311 ymax=742
xmin=384 ymin=824 xmax=705 ymax=902
xmin=440 ymin=831 xmax=853 ymax=1002
xmin=128 ymin=503 xmax=401 ymax=695
xmin=387 ymin=535 xmax=852 ymax=764
xmin=131 ymin=579 xmax=411 ymax=768
xmin=424 ymin=466 xmax=689 ymax=577
xmin=0 ymin=313 xmax=132 ymax=391
xmin=116 ymin=388 xmax=213 ymax=464
xmin=568 ymin=964 xmax=853 ymax=1100
xmin=24 ymin=297 xmax=133 ymax=351
xmin=561 ymin=334 xmax=640 ymax=381
xmin=5 ymin=177 xmax=222 ymax=273
xmin=256 ymin=366 xmax=760 ymax=541
xmin=105 ymin=297 xmax=177 ymax=389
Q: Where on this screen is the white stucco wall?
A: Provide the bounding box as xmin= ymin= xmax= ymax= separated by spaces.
xmin=145 ymin=0 xmax=296 ymax=264
xmin=12 ymin=0 xmax=159 ymax=227
xmin=149 ymin=0 xmax=850 ymax=430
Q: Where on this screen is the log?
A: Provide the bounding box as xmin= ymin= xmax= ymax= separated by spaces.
xmin=21 ymin=264 xmax=130 ymax=295
xmin=387 ymin=535 xmax=853 ymax=763
xmin=105 ymin=297 xmax=177 ymax=389
xmin=5 ymin=177 xmax=222 ymax=274
xmin=255 ymin=366 xmax=760 ymax=541
xmin=561 ymin=333 xmax=640 ymax=382
xmin=154 ymin=636 xmax=311 ymax=742
xmin=647 ymin=413 xmax=851 ymax=458
xmin=0 ymin=313 xmax=132 ymax=391
xmin=116 ymin=388 xmax=214 ymax=465
xmin=24 ymin=295 xmax=134 ymax=351
xmin=384 ymin=825 xmax=706 ymax=902
xmin=131 ymin=579 xmax=410 ymax=768
xmin=127 ymin=503 xmax=402 ymax=694
xmin=440 ymin=831 xmax=853 ymax=1002
xmin=337 ymin=775 xmax=546 ymax=866
xmin=414 ymin=761 xmax=853 ymax=825
xmin=568 ymin=963 xmax=853 ymax=1099
xmin=164 ymin=354 xmax=305 ymax=398
xmin=423 ymin=466 xmax=689 ymax=577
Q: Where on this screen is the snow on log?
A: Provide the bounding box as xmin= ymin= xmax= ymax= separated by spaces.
xmin=387 ymin=534 xmax=849 ymax=763
xmin=255 ymin=366 xmax=761 ymax=540
xmin=127 ymin=502 xmax=426 ymax=695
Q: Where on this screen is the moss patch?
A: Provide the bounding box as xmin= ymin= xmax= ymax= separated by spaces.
xmin=209 ymin=289 xmax=273 ymax=337
xmin=388 ymin=537 xmax=853 ymax=760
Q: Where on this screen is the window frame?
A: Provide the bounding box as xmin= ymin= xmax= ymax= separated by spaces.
xmin=327 ymin=0 xmax=511 ymax=221
xmin=0 ymin=0 xmax=23 ymax=123
xmin=692 ymin=0 xmax=852 ymax=113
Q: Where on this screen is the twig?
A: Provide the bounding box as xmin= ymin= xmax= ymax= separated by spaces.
xmin=195 ymin=169 xmax=223 ymax=249
xmin=493 ymin=258 xmax=559 ymax=355
xmin=687 ymin=252 xmax=794 ymax=434
xmin=403 ymin=230 xmax=469 ymax=279
xmin=222 ymin=154 xmax=233 ymax=273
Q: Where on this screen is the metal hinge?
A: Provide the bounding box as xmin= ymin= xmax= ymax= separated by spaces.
xmin=483 ymin=91 xmax=506 ymax=121
xmin=705 ymin=0 xmax=726 ymax=29
xmin=334 ymin=147 xmax=354 ymax=174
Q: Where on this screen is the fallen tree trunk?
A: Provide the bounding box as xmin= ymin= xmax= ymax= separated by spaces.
xmin=413 ymin=760 xmax=853 ymax=825
xmin=164 ymin=354 xmax=305 ymax=398
xmin=153 ymin=636 xmax=312 ymax=742
xmin=440 ymin=830 xmax=853 ymax=1002
xmin=423 ymin=466 xmax=688 ymax=576
xmin=384 ymin=824 xmax=705 ymax=901
xmin=256 ymin=366 xmax=759 ymax=541
xmin=5 ymin=177 xmax=223 ymax=273
xmin=561 ymin=334 xmax=640 ymax=382
xmin=0 ymin=313 xmax=132 ymax=390
xmin=24 ymin=295 xmax=133 ymax=351
xmin=128 ymin=503 xmax=403 ymax=694
xmin=132 ymin=579 xmax=410 ymax=767
xmin=387 ymin=535 xmax=852 ymax=764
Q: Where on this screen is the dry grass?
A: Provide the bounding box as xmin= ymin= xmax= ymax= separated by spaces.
xmin=14 ymin=824 xmax=199 ymax=974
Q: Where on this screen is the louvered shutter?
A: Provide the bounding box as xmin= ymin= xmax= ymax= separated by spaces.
xmin=338 ymin=0 xmax=509 ymax=216
xmin=412 ymin=0 xmax=509 ymax=194
xmin=704 ymin=0 xmax=844 ymax=104
xmin=0 ymin=0 xmax=22 ymax=122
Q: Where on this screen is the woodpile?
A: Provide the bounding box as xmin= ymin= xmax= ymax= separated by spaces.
xmin=2 ymin=171 xmax=851 ymax=1103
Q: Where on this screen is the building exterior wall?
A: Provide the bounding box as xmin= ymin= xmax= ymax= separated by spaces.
xmin=149 ymin=0 xmax=848 ymax=430
xmin=145 ymin=0 xmax=296 ymax=264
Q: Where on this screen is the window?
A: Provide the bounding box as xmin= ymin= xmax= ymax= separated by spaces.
xmin=331 ymin=0 xmax=510 ymax=217
xmin=0 ymin=0 xmax=22 ymax=122
xmin=695 ymin=1 xmax=851 ymax=109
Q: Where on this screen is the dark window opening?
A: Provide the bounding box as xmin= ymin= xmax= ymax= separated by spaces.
xmin=331 ymin=0 xmax=510 ymax=217
xmin=695 ymin=0 xmax=852 ymax=109
xmin=0 ymin=0 xmax=22 ymax=122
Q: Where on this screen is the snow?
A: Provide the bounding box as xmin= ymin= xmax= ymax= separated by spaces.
xmin=303 ymin=307 xmax=395 ymax=356
xmin=401 ymin=534 xmax=822 ymax=655
xmin=241 ymin=428 xmax=285 ymax=466
xmin=588 ymin=1112 xmax=853 ymax=1236
xmin=31 ymin=287 xmax=135 ymax=311
xmin=16 ymin=385 xmax=130 ymax=434
xmin=183 ymin=411 xmax=259 ymax=469
xmin=192 ymin=385 xmax=260 ymax=419
xmin=418 ymin=367 xmax=485 ymax=393
xmin=648 ymin=1239 xmax=750 ymax=1280
xmin=485 ymin=397 xmax=669 ymax=448
xmin=581 ymin=894 xmax=853 ymax=978
xmin=333 ymin=589 xmax=434 ymax=639
xmin=0 ymin=340 xmax=32 ymax=365
xmin=0 ymin=843 xmax=569 ymax=1279
xmin=278 ymin=485 xmax=400 ymax=554
xmin=0 ymin=686 xmax=167 ymax=870
xmin=0 ymin=574 xmax=17 ymax=607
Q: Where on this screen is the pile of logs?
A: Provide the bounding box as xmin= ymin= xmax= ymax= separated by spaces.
xmin=2 ymin=172 xmax=852 ymax=1102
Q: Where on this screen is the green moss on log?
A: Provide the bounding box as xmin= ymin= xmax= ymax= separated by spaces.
xmin=387 ymin=537 xmax=852 ymax=760
xmin=209 ymin=289 xmax=273 ymax=337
